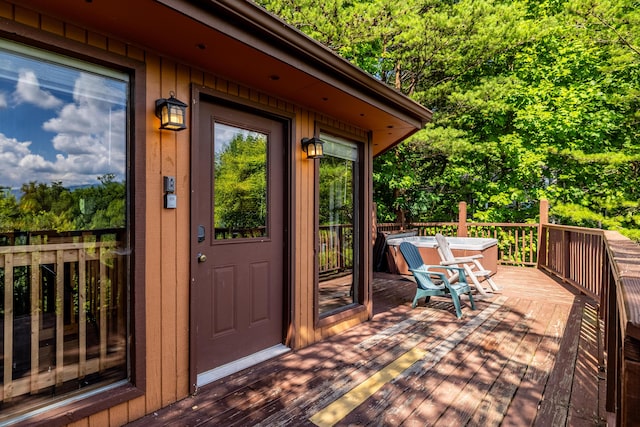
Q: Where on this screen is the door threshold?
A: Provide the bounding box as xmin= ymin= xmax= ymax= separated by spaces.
xmin=197 ymin=344 xmax=290 ymax=388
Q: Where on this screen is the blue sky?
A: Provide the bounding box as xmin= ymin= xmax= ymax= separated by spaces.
xmin=0 ymin=46 xmax=127 ymax=192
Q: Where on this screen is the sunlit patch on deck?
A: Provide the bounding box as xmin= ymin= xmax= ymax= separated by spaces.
xmin=309 ymin=296 xmax=508 ymax=427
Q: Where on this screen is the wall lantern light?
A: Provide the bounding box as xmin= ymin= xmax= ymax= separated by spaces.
xmin=301 ymin=137 xmax=324 ymax=159
xmin=155 ymin=91 xmax=188 ymax=131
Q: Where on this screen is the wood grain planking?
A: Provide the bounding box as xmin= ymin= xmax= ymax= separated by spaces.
xmin=344 ymin=298 xmax=511 ymax=426
xmin=128 ymin=308 xmax=443 ymax=425
xmin=431 ymin=299 xmax=544 ymax=426
xmin=466 ymin=299 xmax=555 ymax=426
xmin=127 ymin=45 xmax=145 ymax=62
xmin=251 ymin=309 xmax=453 ymax=426
xmin=66 ymin=419 xmax=89 ymax=427
xmin=108 ymin=403 xmax=129 ymax=427
xmin=106 ymin=38 xmax=126 ymax=57
xmin=499 ymin=301 xmax=572 ymax=426
xmin=64 ymin=24 xmax=86 ymax=44
xmin=87 ymin=409 xmax=109 ymax=427
xmin=126 ymin=395 xmax=147 ymax=424
xmin=40 ymin=15 xmax=63 ymax=36
xmin=159 ymin=58 xmax=178 ymax=407
xmin=144 ymin=52 xmax=163 ymax=414
xmin=0 ymin=2 xmax=12 ymax=19
xmin=566 ymin=300 xmax=603 ymax=425
xmin=249 ymin=312 xmax=450 ymax=425
xmin=130 ymin=268 xmax=605 ymax=426
xmin=300 ymin=109 xmax=314 ymax=348
xmin=407 ymin=300 xmax=536 ymax=425
xmin=175 ymin=63 xmax=191 ymax=400
xmin=533 ymin=297 xmax=585 ymax=426
xmin=13 ymin=5 xmax=37 ymax=27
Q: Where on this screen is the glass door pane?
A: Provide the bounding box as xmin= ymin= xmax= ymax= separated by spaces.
xmin=213 ymin=123 xmax=268 ymax=240
xmin=318 ymin=136 xmax=357 ymax=315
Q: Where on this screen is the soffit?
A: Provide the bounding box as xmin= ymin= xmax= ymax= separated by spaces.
xmin=12 ymin=0 xmax=431 ymax=155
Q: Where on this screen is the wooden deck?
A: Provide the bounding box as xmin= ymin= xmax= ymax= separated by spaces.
xmin=128 ymin=266 xmax=606 ymax=426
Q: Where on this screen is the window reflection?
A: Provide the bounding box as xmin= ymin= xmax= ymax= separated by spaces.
xmin=318 ymin=136 xmax=358 ymax=315
xmin=213 ymin=123 xmax=268 ymax=240
xmin=0 ymin=41 xmax=129 ymax=420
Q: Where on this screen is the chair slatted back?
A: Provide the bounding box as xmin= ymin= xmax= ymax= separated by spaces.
xmin=435 ymin=233 xmax=458 ymax=265
xmin=399 ymin=242 xmax=424 ymax=271
xmin=400 ymin=242 xmax=441 ymax=291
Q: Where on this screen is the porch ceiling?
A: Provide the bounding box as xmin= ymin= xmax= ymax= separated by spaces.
xmin=14 ymin=0 xmax=432 ymax=155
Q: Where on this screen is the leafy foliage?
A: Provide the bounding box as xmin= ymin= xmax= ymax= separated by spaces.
xmin=0 ymin=174 xmax=125 ymax=233
xmin=214 ymin=133 xmax=267 ymax=235
xmin=256 ymin=0 xmax=640 ymax=239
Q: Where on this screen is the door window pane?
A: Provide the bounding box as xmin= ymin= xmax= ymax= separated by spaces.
xmin=213 ymin=123 xmax=268 ymax=240
xmin=0 ymin=40 xmax=129 ymax=420
xmin=318 ymin=135 xmax=357 ymax=315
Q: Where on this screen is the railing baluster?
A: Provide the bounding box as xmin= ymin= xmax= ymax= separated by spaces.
xmin=79 ymin=248 xmax=87 ymax=379
xmin=0 ymin=240 xmax=124 ymax=403
xmin=30 ymin=251 xmax=41 ymax=394
xmin=4 ymin=253 xmax=13 ymax=401
xmin=55 ymin=250 xmax=64 ymax=388
xmin=99 ymin=247 xmax=107 ymax=371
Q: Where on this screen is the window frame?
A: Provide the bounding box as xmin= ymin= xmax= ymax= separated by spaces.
xmin=314 ymin=128 xmax=367 ymax=327
xmin=0 ymin=24 xmax=146 ymax=425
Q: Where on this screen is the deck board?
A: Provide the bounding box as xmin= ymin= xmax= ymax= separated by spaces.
xmin=127 ymin=266 xmax=606 ymax=426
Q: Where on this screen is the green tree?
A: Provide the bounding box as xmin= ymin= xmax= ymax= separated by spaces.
xmin=258 ymin=0 xmax=640 ymax=238
xmin=214 ymin=134 xmax=267 ymax=235
xmin=0 ymin=187 xmax=20 ymax=233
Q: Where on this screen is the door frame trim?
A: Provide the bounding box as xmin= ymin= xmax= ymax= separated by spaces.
xmin=189 ymin=85 xmax=294 ymax=394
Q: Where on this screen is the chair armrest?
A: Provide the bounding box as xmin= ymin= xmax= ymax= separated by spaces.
xmin=462 ymin=254 xmax=484 ymax=260
xmin=414 ymin=265 xmax=468 ymax=281
xmin=426 ymin=265 xmax=469 ymax=283
xmin=411 ymin=268 xmax=445 ymax=281
xmin=440 ymin=255 xmax=483 ymax=265
xmin=424 ymin=265 xmax=465 ymax=275
xmin=411 ymin=266 xmax=467 ymax=293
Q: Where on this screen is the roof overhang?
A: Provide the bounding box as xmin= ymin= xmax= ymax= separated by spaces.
xmin=11 ymin=0 xmax=432 ymax=155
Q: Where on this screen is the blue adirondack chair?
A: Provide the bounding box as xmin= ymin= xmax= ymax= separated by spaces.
xmin=399 ymin=241 xmax=476 ymax=318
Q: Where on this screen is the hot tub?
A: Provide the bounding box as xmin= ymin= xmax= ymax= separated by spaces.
xmin=385 ymin=235 xmax=498 ymax=276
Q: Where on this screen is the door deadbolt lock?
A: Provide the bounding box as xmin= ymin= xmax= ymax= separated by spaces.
xmin=197 ymin=253 xmax=207 ymax=263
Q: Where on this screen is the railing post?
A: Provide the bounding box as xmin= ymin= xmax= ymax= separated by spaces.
xmin=458 ymin=201 xmax=467 ymax=237
xmin=563 ymin=229 xmax=571 ymax=281
xmin=537 ymin=199 xmax=549 ymax=268
xmin=372 ymin=202 xmax=377 ymax=246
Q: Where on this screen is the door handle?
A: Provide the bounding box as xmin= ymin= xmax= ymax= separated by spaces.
xmin=197 ymin=253 xmax=207 ymax=263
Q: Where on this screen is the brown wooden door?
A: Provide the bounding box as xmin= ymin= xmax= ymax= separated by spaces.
xmin=192 ymin=100 xmax=284 ymax=376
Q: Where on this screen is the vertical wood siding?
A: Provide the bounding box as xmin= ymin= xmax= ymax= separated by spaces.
xmin=1 ymin=2 xmax=374 ymax=423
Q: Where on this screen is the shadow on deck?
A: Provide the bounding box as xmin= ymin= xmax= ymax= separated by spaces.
xmin=129 ymin=266 xmax=606 ymax=426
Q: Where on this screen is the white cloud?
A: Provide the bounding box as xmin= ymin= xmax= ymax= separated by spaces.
xmin=18 ymin=153 xmax=55 ymax=172
xmin=14 ymin=70 xmax=63 ymax=109
xmin=0 ymin=133 xmax=37 ymax=187
xmin=0 ymin=72 xmax=126 ymax=190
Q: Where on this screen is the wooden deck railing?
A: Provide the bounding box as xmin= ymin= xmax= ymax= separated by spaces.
xmin=319 ymin=225 xmax=353 ymax=276
xmin=0 ymin=233 xmax=127 ymax=404
xmin=377 ymin=221 xmax=539 ymax=266
xmin=379 ymin=203 xmax=640 ymax=424
xmin=538 ymin=224 xmax=640 ymax=426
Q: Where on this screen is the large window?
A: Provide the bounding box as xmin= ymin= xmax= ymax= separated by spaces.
xmin=317 ymin=134 xmax=359 ymax=316
xmin=0 ymin=40 xmax=130 ymax=420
